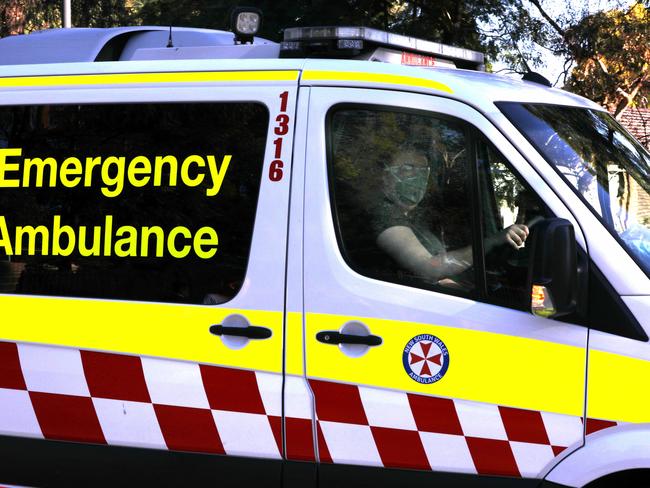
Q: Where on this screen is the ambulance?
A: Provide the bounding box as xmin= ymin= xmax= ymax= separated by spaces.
xmin=0 ymin=8 xmax=649 ymax=487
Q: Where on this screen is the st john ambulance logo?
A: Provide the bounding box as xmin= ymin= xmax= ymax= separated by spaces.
xmin=403 ymin=334 xmax=449 ymax=384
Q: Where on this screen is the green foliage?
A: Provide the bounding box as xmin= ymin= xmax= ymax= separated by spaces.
xmin=0 ymin=0 xmax=60 ymax=37
xmin=564 ymin=3 xmax=649 ymax=114
xmin=72 ymin=0 xmax=137 ymax=28
xmin=0 ymin=0 xmax=137 ymax=37
xmin=123 ymin=0 xmax=506 ymax=53
xmin=135 ymin=0 xmax=388 ymax=40
xmin=2 ymin=0 xmax=646 ymax=115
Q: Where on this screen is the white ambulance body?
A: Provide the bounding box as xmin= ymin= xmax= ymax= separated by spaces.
xmin=0 ymin=19 xmax=648 ymax=488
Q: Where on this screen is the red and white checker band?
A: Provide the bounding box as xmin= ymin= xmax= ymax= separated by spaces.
xmin=0 ymin=340 xmax=618 ymax=478
xmin=310 ymin=379 xmax=619 ymax=478
xmin=0 ymin=341 xmax=312 ymax=460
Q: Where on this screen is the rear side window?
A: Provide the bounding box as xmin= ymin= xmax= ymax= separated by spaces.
xmin=0 ymin=102 xmax=269 ymax=304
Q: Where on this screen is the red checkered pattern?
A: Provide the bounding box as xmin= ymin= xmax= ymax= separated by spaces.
xmin=0 ymin=340 xmax=622 ymax=476
xmin=0 ymin=341 xmax=315 ymax=460
xmin=310 ymin=379 xmax=620 ymax=478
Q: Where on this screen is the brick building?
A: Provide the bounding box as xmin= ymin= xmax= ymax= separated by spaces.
xmin=617 ymin=107 xmax=650 ymax=228
xmin=619 ymin=107 xmax=650 ymax=150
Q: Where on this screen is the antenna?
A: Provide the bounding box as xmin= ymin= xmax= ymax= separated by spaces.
xmin=513 ymin=41 xmax=532 ymax=73
xmin=166 ymin=26 xmax=174 ymax=48
xmin=512 ymin=38 xmax=552 ymax=87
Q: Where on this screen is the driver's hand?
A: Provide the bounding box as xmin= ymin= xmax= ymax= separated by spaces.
xmin=503 ymin=224 xmax=529 ymax=249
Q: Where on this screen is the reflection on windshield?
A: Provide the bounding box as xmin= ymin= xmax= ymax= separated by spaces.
xmin=498 ymin=102 xmax=650 ymax=276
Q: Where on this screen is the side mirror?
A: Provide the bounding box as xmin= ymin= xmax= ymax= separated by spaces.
xmin=527 ymin=218 xmax=578 ymax=318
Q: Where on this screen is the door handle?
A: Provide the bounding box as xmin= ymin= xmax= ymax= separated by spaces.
xmin=316 ymin=331 xmax=382 ymax=346
xmin=209 ymin=324 xmax=272 ymax=340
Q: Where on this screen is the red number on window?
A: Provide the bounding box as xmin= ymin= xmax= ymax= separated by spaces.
xmin=269 ymin=159 xmax=284 ymax=182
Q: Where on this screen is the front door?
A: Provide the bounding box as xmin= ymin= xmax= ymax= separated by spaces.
xmin=301 ymin=86 xmax=589 ymax=484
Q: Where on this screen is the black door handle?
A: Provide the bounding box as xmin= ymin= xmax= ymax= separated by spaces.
xmin=209 ymin=324 xmax=272 ymax=339
xmin=316 ymin=331 xmax=382 ymax=346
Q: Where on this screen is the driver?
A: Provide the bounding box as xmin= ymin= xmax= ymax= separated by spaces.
xmin=375 ymin=147 xmax=529 ymax=286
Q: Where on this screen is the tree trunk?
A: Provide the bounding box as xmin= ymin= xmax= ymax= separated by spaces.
xmin=613 ymin=73 xmax=650 ymax=119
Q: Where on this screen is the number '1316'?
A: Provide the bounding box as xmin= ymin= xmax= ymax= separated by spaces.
xmin=269 ymin=91 xmax=289 ymax=182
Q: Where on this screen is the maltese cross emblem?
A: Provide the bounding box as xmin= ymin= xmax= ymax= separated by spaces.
xmin=402 ymin=334 xmax=449 ymax=384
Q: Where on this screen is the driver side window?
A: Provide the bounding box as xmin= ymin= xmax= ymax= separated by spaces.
xmin=329 ymin=106 xmax=475 ymax=296
xmin=329 ymin=105 xmax=554 ymax=312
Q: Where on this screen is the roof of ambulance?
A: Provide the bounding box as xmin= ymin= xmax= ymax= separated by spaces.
xmin=0 ymin=46 xmax=601 ymax=115
xmin=300 ymin=59 xmax=602 ymax=113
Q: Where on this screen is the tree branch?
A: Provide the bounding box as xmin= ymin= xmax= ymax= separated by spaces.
xmin=614 ymin=71 xmax=650 ymax=118
xmin=595 ymin=56 xmax=610 ymax=75
xmin=527 ymin=0 xmax=566 ymax=38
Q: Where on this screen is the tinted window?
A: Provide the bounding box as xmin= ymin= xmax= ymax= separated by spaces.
xmin=329 ymin=107 xmax=475 ymax=295
xmin=0 ymin=102 xmax=268 ymax=304
xmin=477 ymin=137 xmax=552 ymax=310
xmin=329 ymin=105 xmax=554 ymax=312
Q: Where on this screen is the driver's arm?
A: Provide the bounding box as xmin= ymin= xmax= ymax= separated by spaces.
xmin=377 ymin=225 xmax=472 ymax=282
xmin=377 ymin=223 xmax=530 ymax=283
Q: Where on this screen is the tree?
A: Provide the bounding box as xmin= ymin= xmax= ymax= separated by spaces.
xmin=0 ymin=0 xmax=137 ymax=38
xmin=514 ymin=1 xmax=649 ymax=117
xmin=71 ymin=0 xmax=137 ymax=28
xmin=563 ymin=3 xmax=649 ymax=117
xmin=135 ymin=0 xmax=390 ymax=40
xmin=0 ymin=0 xmax=60 ymax=37
xmin=5 ymin=0 xmax=646 ymax=119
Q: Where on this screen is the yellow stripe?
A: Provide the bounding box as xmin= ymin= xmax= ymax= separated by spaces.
xmin=0 ymin=71 xmax=300 ymax=88
xmin=588 ymin=349 xmax=650 ymax=423
xmin=302 ymin=70 xmax=453 ymax=94
xmin=306 ymin=313 xmax=585 ymax=416
xmin=285 ymin=311 xmax=304 ymax=376
xmin=0 ymin=295 xmax=282 ymax=373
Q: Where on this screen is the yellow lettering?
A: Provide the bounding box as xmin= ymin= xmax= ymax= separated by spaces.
xmin=180 ymin=155 xmax=205 ymax=187
xmin=52 ymin=215 xmax=76 ymax=256
xmin=101 ymin=156 xmax=126 ymax=198
xmin=167 ymin=227 xmax=192 ymax=258
xmin=115 ymin=225 xmax=138 ymax=257
xmin=0 ymin=216 xmax=13 ymax=255
xmin=127 ymin=156 xmax=152 ymax=188
xmin=206 ymin=154 xmax=231 ymax=197
xmin=154 ymin=155 xmax=178 ymax=187
xmin=24 ymin=157 xmax=57 ymax=187
xmin=0 ymin=148 xmax=21 ymax=188
xmin=60 ymin=157 xmax=82 ymax=187
xmin=193 ymin=227 xmax=218 ymax=259
xmin=15 ymin=224 xmax=49 ymax=255
xmin=103 ymin=215 xmax=113 ymax=256
xmin=78 ymin=226 xmax=101 ymax=256
xmin=141 ymin=226 xmax=165 ymax=257
xmin=84 ymin=157 xmax=102 ymax=187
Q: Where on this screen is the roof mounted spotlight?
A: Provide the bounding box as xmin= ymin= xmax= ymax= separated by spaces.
xmin=231 ymin=7 xmax=262 ymax=44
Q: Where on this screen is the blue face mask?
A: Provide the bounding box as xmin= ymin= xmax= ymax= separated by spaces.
xmin=385 ymin=164 xmax=430 ymax=205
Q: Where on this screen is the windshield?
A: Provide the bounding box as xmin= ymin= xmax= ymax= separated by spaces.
xmin=498 ymin=102 xmax=650 ymax=277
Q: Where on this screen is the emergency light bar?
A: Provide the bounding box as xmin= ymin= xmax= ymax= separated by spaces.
xmin=281 ymin=26 xmax=484 ymax=71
